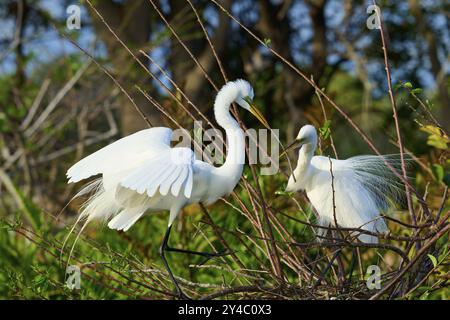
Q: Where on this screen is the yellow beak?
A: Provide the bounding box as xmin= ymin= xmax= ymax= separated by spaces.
xmin=279 ymin=138 xmax=303 ymax=158
xmin=248 ymin=104 xmax=270 ymax=129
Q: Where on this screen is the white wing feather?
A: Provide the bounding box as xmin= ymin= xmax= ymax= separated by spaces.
xmin=120 ymin=147 xmax=195 ymax=198
xmin=66 ymin=127 xmax=172 ymax=183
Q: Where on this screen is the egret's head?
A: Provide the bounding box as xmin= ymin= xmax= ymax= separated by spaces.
xmin=296 ymin=125 xmax=317 ymax=146
xmin=280 ymin=125 xmax=318 ymax=157
xmin=233 ymin=79 xmax=254 ymax=109
xmin=232 ymin=79 xmax=269 ymax=128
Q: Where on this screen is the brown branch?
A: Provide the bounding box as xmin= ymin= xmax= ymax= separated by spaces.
xmin=374 ymin=0 xmax=416 ymax=224
xmin=369 ymin=223 xmax=450 ymax=299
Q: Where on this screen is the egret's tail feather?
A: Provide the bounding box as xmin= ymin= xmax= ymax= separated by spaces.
xmin=60 ymin=178 xmax=102 ymax=262
xmin=347 ymin=154 xmax=413 ymax=211
xmin=61 ymin=178 xmax=120 ymax=265
xmin=65 ymin=217 xmax=91 ymax=273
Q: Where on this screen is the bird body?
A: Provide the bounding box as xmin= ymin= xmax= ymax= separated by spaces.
xmin=286 ymin=125 xmax=405 ymax=243
xmin=65 ymin=79 xmax=268 ymax=298
xmin=67 ymin=80 xmax=259 ymax=230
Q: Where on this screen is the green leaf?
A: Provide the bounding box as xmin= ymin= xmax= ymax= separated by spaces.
xmin=263 ymin=38 xmax=271 ymax=47
xmin=319 ymin=120 xmax=331 ymax=140
xmin=420 ymin=125 xmax=449 ymax=150
xmin=411 ymin=88 xmax=423 ymax=95
xmin=403 ymin=82 xmax=413 ymax=88
xmin=431 ymin=164 xmax=444 ymax=182
xmin=427 ymin=254 xmax=438 ymax=268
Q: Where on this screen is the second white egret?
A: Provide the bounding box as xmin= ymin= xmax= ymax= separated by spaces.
xmin=284 ymin=125 xmax=407 ymax=243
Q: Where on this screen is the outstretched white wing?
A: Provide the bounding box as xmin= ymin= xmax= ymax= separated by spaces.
xmin=67 ymin=127 xmax=172 ymax=183
xmin=120 ymin=147 xmax=195 ymax=198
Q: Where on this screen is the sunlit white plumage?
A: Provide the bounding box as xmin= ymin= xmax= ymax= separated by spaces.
xmin=285 ymin=125 xmax=406 ymax=243
xmin=67 ymin=79 xmax=263 ymax=231
xmin=65 ymin=79 xmax=267 ymax=298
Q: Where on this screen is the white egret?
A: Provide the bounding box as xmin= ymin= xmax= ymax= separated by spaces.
xmin=284 ymin=125 xmax=406 ymax=243
xmin=65 ymin=79 xmax=269 ymax=298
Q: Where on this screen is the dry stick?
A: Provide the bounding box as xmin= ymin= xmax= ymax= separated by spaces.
xmin=147 ymin=0 xmax=284 ymax=280
xmin=205 ymin=199 xmax=308 ymax=276
xmin=241 ymin=183 xmax=273 ymax=263
xmin=13 ymin=224 xmax=168 ymax=298
xmin=266 ymin=208 xmax=313 ymax=280
xmin=149 ymin=0 xmax=293 ymax=184
xmin=237 ymin=172 xmax=282 ymax=281
xmin=329 ymin=157 xmax=340 ymax=237
xmin=57 ymin=223 xmax=177 ymax=297
xmin=328 ymin=156 xmax=346 ymax=286
xmin=200 ymin=203 xmax=246 ymax=269
xmin=248 ymin=161 xmax=285 ymax=282
xmin=408 ymin=88 xmax=448 ymax=136
xmin=136 ymin=86 xmax=247 ymax=272
xmin=381 ymin=214 xmax=433 ymax=229
xmin=277 ymin=208 xmax=444 ymax=242
xmin=135 ymin=85 xmax=282 ymax=281
xmin=293 ymin=241 xmax=410 ymax=264
xmin=20 ymin=78 xmax=51 ymax=130
xmin=264 ymin=208 xmax=310 ymax=280
xmin=199 ymin=284 xmax=278 ymax=300
xmin=435 ymin=186 xmax=448 ymax=224
xmin=210 ymin=0 xmax=431 ymax=218
xmin=316 ymin=92 xmax=363 ymax=276
xmin=162 ymin=1 xmax=292 ymax=181
xmin=374 ymin=0 xmax=415 ymax=224
xmin=86 ymin=1 xmax=218 ymax=132
xmin=186 ymin=0 xmax=228 ymax=83
xmin=57 ymin=30 xmax=152 ymax=128
xmin=53 ymin=170 xmax=178 ymax=296
xmin=369 ymin=223 xmax=450 ymax=300
xmin=90 ymin=0 xmax=311 ymax=285
xmin=313 ymin=77 xmax=338 ymax=159
xmin=235 ymin=191 xmax=291 ymax=282
xmin=129 ymin=87 xmax=231 ymax=289
xmin=147 ymin=0 xmax=219 ymax=91
xmin=25 ymin=60 xmax=92 ymax=138
xmin=257 ymin=200 xmax=312 ymax=275
xmin=141 ymin=10 xmax=290 ymax=180
xmin=147 ymin=0 xmax=292 ymax=183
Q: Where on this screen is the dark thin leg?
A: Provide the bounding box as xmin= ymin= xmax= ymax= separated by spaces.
xmin=166 ymin=246 xmax=230 ymax=259
xmin=159 ymin=226 xmax=189 ymax=299
xmin=159 ymin=225 xmax=231 ymax=299
xmin=346 ymin=249 xmax=357 ymax=284
xmin=314 ymin=248 xmax=342 ymax=288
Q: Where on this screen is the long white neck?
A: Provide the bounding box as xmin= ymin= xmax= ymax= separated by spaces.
xmin=295 ymin=142 xmax=316 ymax=175
xmin=214 ymin=84 xmax=245 ymax=188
